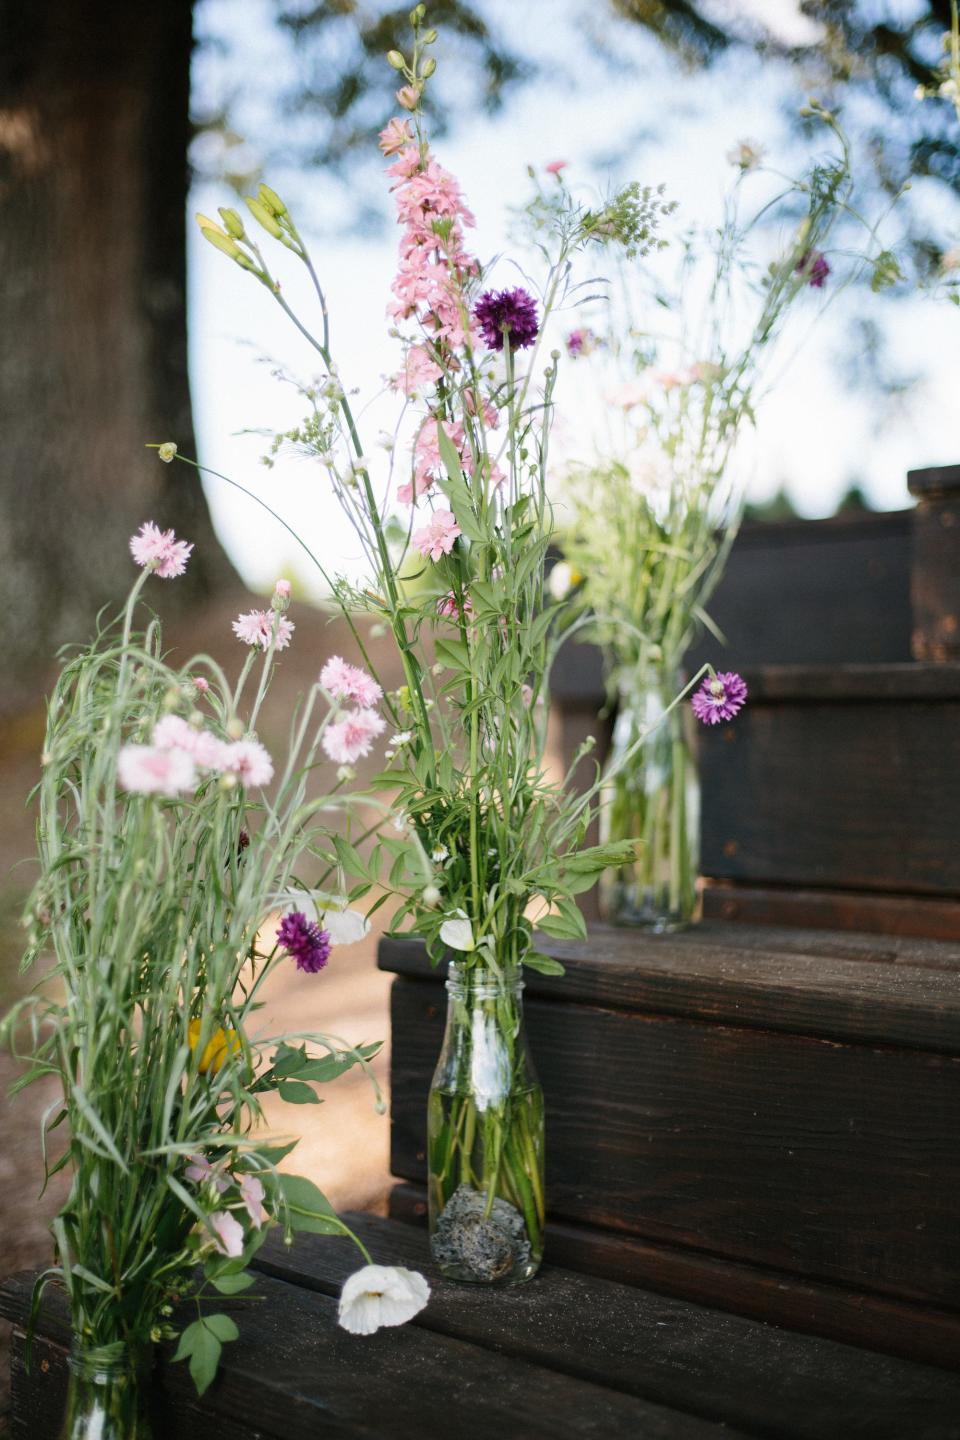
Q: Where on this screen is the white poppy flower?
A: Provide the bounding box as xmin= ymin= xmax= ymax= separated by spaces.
xmin=338 ymin=1265 xmax=430 ymax=1335
xmin=439 ymin=912 xmax=474 ymax=951
xmin=322 ymin=907 xmax=370 ymax=946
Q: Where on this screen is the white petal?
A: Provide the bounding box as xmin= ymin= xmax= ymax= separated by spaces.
xmin=439 ymin=916 xmax=474 ymax=952
xmin=322 ymin=908 xmax=371 ymax=946
xmin=337 ymin=1265 xmax=430 ymax=1335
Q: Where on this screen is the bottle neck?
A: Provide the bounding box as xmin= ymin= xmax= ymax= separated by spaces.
xmin=445 ymin=961 xmax=524 ymax=1004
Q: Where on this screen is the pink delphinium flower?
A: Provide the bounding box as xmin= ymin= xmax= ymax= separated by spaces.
xmin=319 ymin=656 xmax=383 ymax=708
xmin=322 ymin=708 xmax=386 ymax=765
xmin=412 ymin=510 xmax=461 ymax=563
xmin=394 ymin=345 xmax=443 ymax=398
xmin=691 ymin=672 xmax=748 ymax=725
xmin=221 ymin=738 xmax=274 ymax=787
xmin=129 ymin=521 xmax=194 ymax=579
xmin=117 ymin=744 xmax=196 ymax=797
xmin=437 ymin=591 xmax=472 ymax=622
xmin=209 ymin=1211 xmax=245 ymax=1259
xmin=232 ymin=609 xmax=295 ymax=651
xmin=379 ymin=116 xmax=414 ymax=156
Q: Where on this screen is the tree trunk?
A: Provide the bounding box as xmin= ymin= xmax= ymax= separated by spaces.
xmin=0 ymin=0 xmax=234 ymax=717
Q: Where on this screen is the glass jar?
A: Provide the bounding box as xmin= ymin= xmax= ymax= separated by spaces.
xmin=60 ymin=1340 xmax=150 ymax=1440
xmin=427 ymin=961 xmax=544 ymax=1284
xmin=599 ymin=661 xmax=700 ymax=931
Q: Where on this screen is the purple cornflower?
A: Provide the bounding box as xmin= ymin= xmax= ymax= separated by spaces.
xmin=796 ymin=249 xmax=830 ymax=289
xmin=474 ymin=287 xmax=539 ymax=352
xmin=691 ymin=672 xmax=748 ymax=726
xmin=277 ymin=911 xmax=331 ymax=974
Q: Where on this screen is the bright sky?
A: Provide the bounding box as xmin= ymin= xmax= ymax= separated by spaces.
xmin=188 ymin=0 xmax=960 ymax=598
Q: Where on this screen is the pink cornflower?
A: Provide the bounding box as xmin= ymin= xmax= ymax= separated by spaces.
xmin=319 ymin=656 xmax=383 ymax=708
xmin=152 ymin=715 xmax=227 ymax=771
xmin=379 ymin=116 xmax=414 ymax=156
xmin=221 ymin=738 xmax=274 ymax=787
xmin=322 ymin=708 xmax=387 ymax=765
xmin=545 ymin=160 xmax=568 ymax=175
xmin=117 ymin=744 xmax=196 ymax=797
xmin=232 ymin=610 xmax=295 ymax=651
xmin=209 ymin=1211 xmax=244 ymax=1259
xmin=129 ymin=521 xmax=193 ymax=579
xmin=437 ymin=591 xmax=473 ymax=621
xmin=691 ymin=672 xmax=748 ymax=726
xmin=413 ymin=510 xmax=461 ymax=563
xmin=274 ymin=578 xmax=292 ymax=600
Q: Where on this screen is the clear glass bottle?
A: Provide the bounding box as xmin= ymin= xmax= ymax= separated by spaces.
xmin=427 ymin=961 xmax=544 ymax=1284
xmin=599 ymin=661 xmax=700 ymax=931
xmin=60 ymin=1340 xmax=150 ymax=1440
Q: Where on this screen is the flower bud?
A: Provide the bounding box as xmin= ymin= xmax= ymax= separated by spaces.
xmin=420 ymin=56 xmax=436 ymax=79
xmin=274 ymin=578 xmax=292 ymax=601
xmin=245 ymin=195 xmax=284 ymax=239
xmin=423 ymin=27 xmax=438 ymax=42
xmin=387 ymin=49 xmax=406 ymax=70
xmin=157 ymin=441 xmax=177 ymax=463
xmin=258 ymin=183 xmax=288 ymax=216
xmin=218 ymin=206 xmax=246 ymax=239
xmin=422 ymin=884 xmax=442 ymax=909
xmin=200 ymin=225 xmax=244 ymax=262
xmin=397 ymin=84 xmax=420 ymax=110
xmin=410 ymin=3 xmax=426 ymax=22
xmin=226 ymin=717 xmax=245 ymax=741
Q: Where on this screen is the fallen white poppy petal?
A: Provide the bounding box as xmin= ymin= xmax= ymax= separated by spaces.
xmin=439 ymin=915 xmax=474 ymax=952
xmin=338 ymin=1265 xmax=430 ymax=1335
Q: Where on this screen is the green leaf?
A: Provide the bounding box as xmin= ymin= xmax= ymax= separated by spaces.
xmin=295 ymin=1043 xmax=380 ymax=1083
xmin=204 ymin=1313 xmax=240 ymax=1343
xmin=277 ymin=1173 xmax=344 ymax=1235
xmin=209 ymin=1269 xmax=255 ymax=1295
xmin=256 ymin=1140 xmax=298 ymax=1167
xmin=523 ymin=951 xmax=566 ymax=976
xmin=536 ymin=897 xmax=588 ymax=941
xmin=277 ymin=1080 xmax=322 ymax=1105
xmin=173 ymin=1318 xmax=224 ymax=1397
xmin=433 ymin=637 xmax=470 ymax=670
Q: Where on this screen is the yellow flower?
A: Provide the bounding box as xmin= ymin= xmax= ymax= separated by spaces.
xmin=188 ymin=1019 xmax=240 ymax=1076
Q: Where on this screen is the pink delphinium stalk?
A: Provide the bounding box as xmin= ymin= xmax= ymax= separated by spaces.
xmin=412 ymin=510 xmax=461 ymax=562
xmin=321 ymin=708 xmax=387 ymax=765
xmin=129 ymin=521 xmax=194 ymax=579
xmin=117 ymin=744 xmax=196 ymax=797
xmin=691 ymin=672 xmax=748 ymax=725
xmin=232 ymin=609 xmax=295 ymax=651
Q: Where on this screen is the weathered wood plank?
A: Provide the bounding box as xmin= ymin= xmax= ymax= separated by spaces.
xmin=1 ymin=1272 xmax=732 ymax=1440
xmin=699 ymin=685 xmax=960 ymax=894
xmin=253 ymin=1216 xmax=960 ymax=1440
xmin=702 ymin=885 xmax=960 ymax=942
xmin=387 ymin=1181 xmax=960 ymax=1371
xmin=909 ymin=464 xmax=960 ymax=663
xmin=379 ymin=926 xmax=960 ymax=1054
xmin=388 ymin=975 xmax=960 ymax=1307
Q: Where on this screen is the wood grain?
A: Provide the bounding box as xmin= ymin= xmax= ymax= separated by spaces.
xmin=253 ymin=1216 xmax=960 ymax=1439
xmin=379 ymin=924 xmax=960 ymax=1054
xmin=702 ymin=884 xmax=960 ymax=941
xmin=0 ymin=1272 xmax=741 ymax=1440
xmin=388 ymin=973 xmax=960 ymax=1307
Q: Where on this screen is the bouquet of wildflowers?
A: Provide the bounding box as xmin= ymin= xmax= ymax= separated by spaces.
xmin=554 ymin=105 xmax=900 ymax=928
xmin=4 ymin=523 xmax=428 ymax=1430
xmin=189 ymin=6 xmax=690 ymax=1282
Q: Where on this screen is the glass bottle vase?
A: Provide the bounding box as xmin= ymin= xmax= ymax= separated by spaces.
xmin=427 ymin=961 xmax=544 ymax=1284
xmin=60 ymin=1340 xmax=151 ymax=1440
xmin=599 ymin=661 xmax=700 ymax=931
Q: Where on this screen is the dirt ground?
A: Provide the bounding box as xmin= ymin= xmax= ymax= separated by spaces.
xmin=0 ymin=590 xmax=409 ymax=1428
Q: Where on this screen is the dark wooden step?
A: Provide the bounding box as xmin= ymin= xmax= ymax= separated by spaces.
xmin=380 ymin=924 xmax=960 ymax=1365
xmin=699 ymin=663 xmax=960 ymax=904
xmin=6 ymin=1214 xmax=960 ymax=1439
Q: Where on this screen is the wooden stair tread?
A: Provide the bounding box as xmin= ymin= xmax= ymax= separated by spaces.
xmin=248 ymin=1214 xmax=960 ymax=1440
xmin=5 ymin=1214 xmax=959 ymax=1439
xmin=380 ymin=922 xmax=960 ymax=1054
